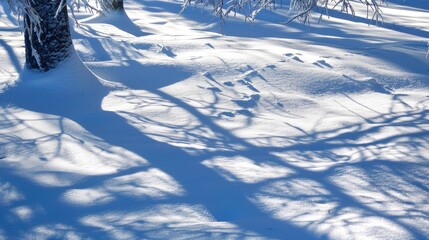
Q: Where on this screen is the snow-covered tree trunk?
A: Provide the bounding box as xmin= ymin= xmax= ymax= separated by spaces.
xmin=24 ymin=0 xmax=73 ymax=71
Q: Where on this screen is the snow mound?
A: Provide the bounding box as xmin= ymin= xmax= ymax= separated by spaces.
xmin=0 ymin=50 xmax=117 ymax=116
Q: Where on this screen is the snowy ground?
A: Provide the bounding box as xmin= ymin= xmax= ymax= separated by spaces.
xmin=0 ymin=0 xmax=428 ymax=239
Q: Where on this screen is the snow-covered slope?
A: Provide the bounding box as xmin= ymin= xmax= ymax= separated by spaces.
xmin=0 ymin=1 xmax=428 ymax=239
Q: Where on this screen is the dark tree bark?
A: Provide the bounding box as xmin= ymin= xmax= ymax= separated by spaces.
xmin=24 ymin=0 xmax=73 ymax=71
xmin=110 ymin=0 xmax=124 ymax=10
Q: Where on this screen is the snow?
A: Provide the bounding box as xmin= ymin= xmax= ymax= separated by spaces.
xmin=0 ymin=0 xmax=428 ymax=239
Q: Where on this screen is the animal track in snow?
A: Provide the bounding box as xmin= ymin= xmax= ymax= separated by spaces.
xmin=219 ymin=65 xmax=264 ymax=117
xmin=263 ymin=64 xmax=276 ymax=70
xmin=219 ymin=111 xmax=235 ymax=118
xmin=223 ymin=81 xmax=235 ymax=87
xmin=236 ymin=77 xmax=260 ymax=93
xmin=206 ymin=87 xmax=222 ymax=92
xmin=284 ymin=53 xmax=304 ymax=63
xmin=247 ymin=85 xmax=259 ymax=93
xmin=313 ymin=59 xmax=333 ymax=69
xmin=240 ymin=69 xmax=259 ymax=78
xmin=157 ymin=44 xmax=176 ymax=58
xmin=202 ymin=71 xmax=215 ymax=81
xmin=234 ymin=68 xmax=265 ymax=93
xmin=232 ymin=94 xmax=260 ymax=108
xmin=218 ymin=109 xmax=253 ymax=118
xmin=234 ymin=64 xmax=254 ymax=73
xmin=343 ymin=74 xmax=393 ymax=94
xmin=236 ymin=109 xmax=253 ymax=116
xmin=320 ymin=55 xmax=341 ymax=60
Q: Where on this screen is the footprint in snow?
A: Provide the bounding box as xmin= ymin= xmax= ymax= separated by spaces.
xmin=237 ymin=78 xmax=260 ymax=93
xmin=219 ymin=111 xmax=235 ymax=118
xmin=240 ymin=69 xmax=266 ymax=81
xmin=235 ymin=64 xmax=254 ymax=73
xmin=363 ymin=79 xmax=393 ymax=94
xmin=218 ymin=110 xmax=253 ymax=118
xmin=235 ymin=69 xmax=264 ymax=92
xmin=264 ymin=64 xmax=276 ymax=70
xmin=206 ymin=87 xmax=222 ymax=92
xmin=232 ymin=94 xmax=260 ymax=108
xmin=157 ymin=44 xmax=176 ymax=58
xmin=320 ymin=55 xmax=341 ymax=60
xmin=343 ymin=74 xmax=393 ymax=94
xmin=246 ymin=84 xmax=259 ymax=93
xmin=284 ymin=53 xmax=304 ymax=63
xmin=313 ymin=59 xmax=333 ymax=69
xmin=223 ymin=81 xmax=235 ymax=87
xmin=131 ymin=42 xmax=152 ymax=50
xmin=236 ymin=109 xmax=253 ymax=116
xmin=241 ymin=69 xmax=259 ymax=78
xmin=203 ymin=71 xmax=215 ymax=81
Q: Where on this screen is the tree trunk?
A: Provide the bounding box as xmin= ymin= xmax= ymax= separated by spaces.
xmin=110 ymin=0 xmax=124 ymax=10
xmin=24 ymin=0 xmax=73 ymax=71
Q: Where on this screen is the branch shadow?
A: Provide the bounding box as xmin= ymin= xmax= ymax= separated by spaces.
xmin=79 ymin=9 xmax=150 ymax=38
xmin=1 ymin=56 xmax=428 ymax=238
xmin=0 ymin=58 xmax=314 ymax=238
xmin=0 ymin=1 xmax=428 ymax=238
xmin=0 ymin=38 xmax=22 ymax=74
xmin=139 ymin=0 xmax=429 ymax=82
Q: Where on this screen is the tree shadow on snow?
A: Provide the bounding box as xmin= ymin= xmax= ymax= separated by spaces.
xmin=0 ymin=38 xmax=22 ymax=74
xmin=0 ymin=53 xmax=428 ymax=239
xmin=79 ymin=9 xmax=150 ymax=38
xmin=0 ymin=1 xmax=429 ymax=238
xmin=0 ymin=56 xmax=313 ymax=239
xmin=138 ymin=0 xmax=429 ymax=85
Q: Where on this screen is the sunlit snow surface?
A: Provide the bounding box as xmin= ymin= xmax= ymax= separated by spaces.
xmin=0 ymin=0 xmax=428 ymax=239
